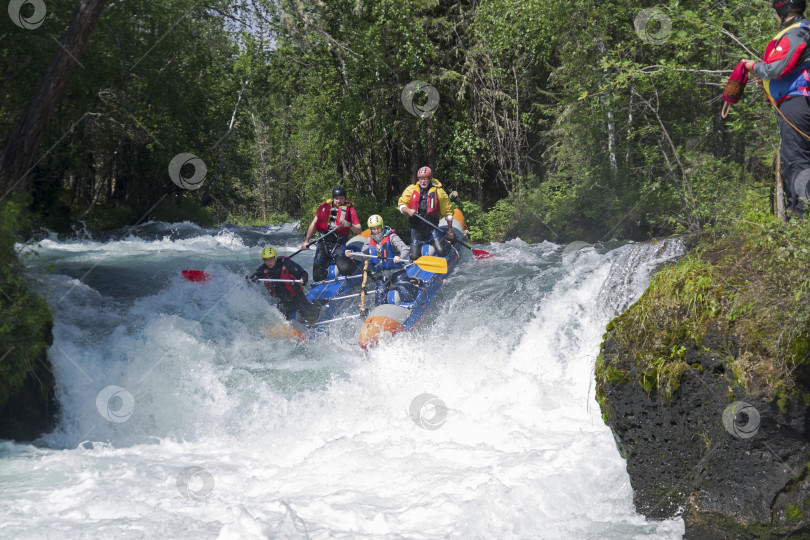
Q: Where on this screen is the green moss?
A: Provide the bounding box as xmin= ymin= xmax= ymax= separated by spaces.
xmin=605 ymin=365 xmax=631 ymax=386
xmin=594 ymin=353 xmax=613 ymax=422
xmin=787 ymin=504 xmax=804 ymax=521
xmin=791 ymin=335 xmax=810 ymax=365
xmin=599 ymin=208 xmax=810 ymax=406
xmin=596 ymin=391 xmax=611 ymax=423
xmin=778 ymin=395 xmax=790 ymax=414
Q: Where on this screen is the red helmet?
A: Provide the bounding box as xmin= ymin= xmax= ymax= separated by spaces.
xmin=417 ymin=166 xmax=432 ymax=178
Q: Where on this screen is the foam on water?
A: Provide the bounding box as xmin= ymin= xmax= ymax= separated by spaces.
xmin=0 ymin=225 xmax=685 ymax=539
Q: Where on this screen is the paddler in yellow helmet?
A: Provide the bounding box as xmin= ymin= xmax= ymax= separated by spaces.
xmin=247 ymin=246 xmax=318 ymax=322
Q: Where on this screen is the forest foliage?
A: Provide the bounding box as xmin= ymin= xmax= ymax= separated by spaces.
xmin=0 ymin=0 xmax=788 ymax=242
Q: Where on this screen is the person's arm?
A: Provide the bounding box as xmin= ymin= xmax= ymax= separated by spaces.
xmin=437 ymin=188 xmax=453 ymax=222
xmin=398 ymin=185 xmax=416 ymax=216
xmin=301 ymin=215 xmax=319 ymax=250
xmin=347 ymin=207 xmax=362 ymax=235
xmin=749 ymin=28 xmax=810 ymax=80
xmin=390 ymin=234 xmax=408 ymax=260
xmin=436 ymin=188 xmax=454 ymax=238
xmin=285 ymin=259 xmax=309 ymax=286
xmin=246 ymin=264 xmax=264 ymax=282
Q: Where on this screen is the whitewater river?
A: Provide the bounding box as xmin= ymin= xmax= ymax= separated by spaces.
xmin=2 ymin=222 xmax=686 ymax=539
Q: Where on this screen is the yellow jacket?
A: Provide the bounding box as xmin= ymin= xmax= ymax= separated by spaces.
xmin=397 ymin=178 xmax=453 ymax=219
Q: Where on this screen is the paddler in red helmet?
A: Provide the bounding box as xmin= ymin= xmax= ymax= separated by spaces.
xmin=398 ymin=166 xmax=455 ymax=260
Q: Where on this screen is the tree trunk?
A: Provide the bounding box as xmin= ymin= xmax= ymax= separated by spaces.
xmin=0 ymin=0 xmax=107 ymax=199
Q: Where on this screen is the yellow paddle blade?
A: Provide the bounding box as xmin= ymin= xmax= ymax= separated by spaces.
xmin=413 ymin=255 xmax=448 ymax=274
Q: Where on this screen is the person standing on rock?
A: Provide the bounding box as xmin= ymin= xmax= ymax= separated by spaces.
xmin=743 ymin=0 xmax=810 ymax=216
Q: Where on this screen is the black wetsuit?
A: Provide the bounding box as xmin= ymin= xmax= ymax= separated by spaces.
xmin=249 ymin=257 xmax=318 ymax=322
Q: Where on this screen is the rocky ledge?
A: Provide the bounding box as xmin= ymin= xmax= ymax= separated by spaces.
xmin=596 ymin=218 xmax=810 ymax=538
xmin=600 ymin=334 xmax=810 ymax=538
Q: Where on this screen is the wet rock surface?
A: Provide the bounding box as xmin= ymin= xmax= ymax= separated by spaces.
xmin=600 ymin=333 xmax=810 ymax=539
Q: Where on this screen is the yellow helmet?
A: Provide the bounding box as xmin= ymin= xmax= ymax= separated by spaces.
xmin=367 ymin=214 xmax=384 ymax=228
xmin=260 ymin=246 xmax=277 ymax=259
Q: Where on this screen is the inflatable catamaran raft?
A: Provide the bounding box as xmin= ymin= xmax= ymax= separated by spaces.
xmin=357 ymin=209 xmax=469 ymax=349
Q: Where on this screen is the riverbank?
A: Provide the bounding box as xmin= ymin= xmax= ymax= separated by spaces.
xmin=596 ymin=204 xmax=810 ymax=538
xmin=0 ymin=197 xmax=57 ymax=441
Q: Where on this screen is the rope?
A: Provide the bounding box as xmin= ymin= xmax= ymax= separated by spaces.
xmin=720 ymin=70 xmax=810 ymax=139
xmin=765 ymin=91 xmax=810 ymax=140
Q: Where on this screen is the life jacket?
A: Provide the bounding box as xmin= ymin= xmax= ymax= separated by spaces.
xmin=763 ymin=20 xmax=810 ymax=104
xmin=263 ymin=256 xmax=302 ymax=297
xmin=315 ymin=199 xmax=354 ymax=237
xmin=368 ymin=227 xmax=404 ymax=271
xmin=407 ymin=187 xmax=440 ymax=218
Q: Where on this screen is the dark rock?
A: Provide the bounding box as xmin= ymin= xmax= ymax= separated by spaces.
xmin=0 ymin=321 xmax=58 ymax=442
xmin=600 ymin=331 xmax=810 ymax=538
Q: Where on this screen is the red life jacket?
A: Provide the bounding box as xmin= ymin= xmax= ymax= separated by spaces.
xmin=315 ymin=199 xmax=354 ymax=237
xmin=368 ymin=228 xmax=402 ymax=271
xmin=407 ymin=187 xmax=440 ymax=218
xmin=263 ymin=257 xmax=302 ymax=297
xmin=763 ymin=21 xmax=810 ymax=104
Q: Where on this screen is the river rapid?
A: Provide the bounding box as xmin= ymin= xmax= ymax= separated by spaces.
xmin=1 ymin=222 xmax=686 ymax=539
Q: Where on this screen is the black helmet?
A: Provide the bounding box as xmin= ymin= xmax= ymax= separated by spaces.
xmin=336 ymin=255 xmax=357 ymax=276
xmin=774 ymin=0 xmax=806 ymax=18
xmin=332 ymin=186 xmax=347 ymax=198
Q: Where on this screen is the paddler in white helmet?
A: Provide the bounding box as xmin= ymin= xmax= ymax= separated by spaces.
xmin=346 ymin=215 xmax=417 ymax=306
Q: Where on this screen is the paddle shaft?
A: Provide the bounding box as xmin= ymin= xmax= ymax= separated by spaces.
xmin=350 ymin=253 xmax=404 ymax=261
xmin=410 ymin=212 xmax=492 ymax=259
xmin=312 ymin=274 xmax=362 ymax=285
xmin=257 ymin=278 xmax=304 ymax=283
xmin=349 ymin=252 xmax=447 ymax=274
xmin=287 ymin=225 xmax=343 ymax=260
xmin=351 ymin=252 xmax=434 ymax=264
xmin=410 ymin=212 xmax=471 ymax=250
